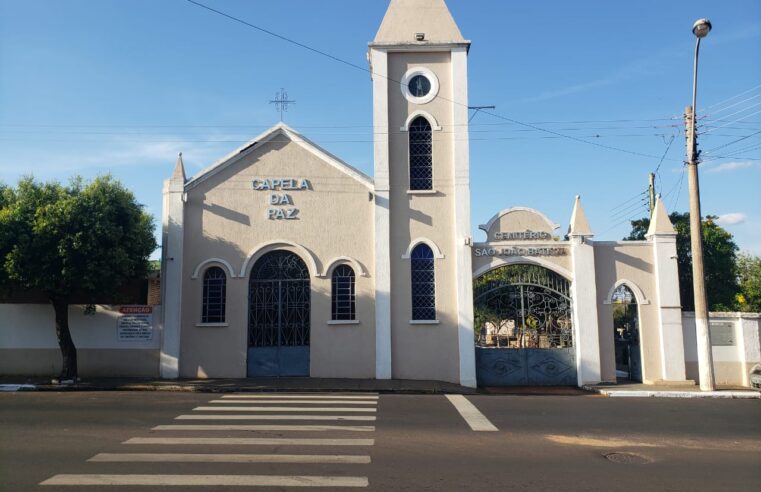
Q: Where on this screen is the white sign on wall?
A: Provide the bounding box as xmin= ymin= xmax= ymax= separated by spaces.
xmin=117 ymin=306 xmax=153 ymax=341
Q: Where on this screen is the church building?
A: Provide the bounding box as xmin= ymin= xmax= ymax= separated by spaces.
xmin=159 ymin=0 xmax=694 ymax=388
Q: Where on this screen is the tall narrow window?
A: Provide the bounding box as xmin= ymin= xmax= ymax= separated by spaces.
xmin=411 ymin=244 xmax=436 ymax=320
xmin=202 ymin=266 xmax=226 ymax=323
xmin=409 ymin=116 xmax=433 ymax=190
xmin=331 ymin=264 xmax=356 ymax=321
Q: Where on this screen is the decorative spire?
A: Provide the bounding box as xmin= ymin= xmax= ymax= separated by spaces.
xmin=646 ymin=195 xmax=677 ymax=237
xmin=568 ymin=195 xmax=593 ymax=237
xmin=171 ymin=152 xmax=186 ymax=183
xmin=373 ymin=0 xmax=466 ymax=45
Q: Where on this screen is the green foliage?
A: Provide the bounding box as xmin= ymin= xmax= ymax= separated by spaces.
xmin=735 ymin=253 xmax=761 ymax=312
xmin=0 ymin=175 xmax=157 ymax=301
xmin=625 ymin=212 xmax=738 ymax=311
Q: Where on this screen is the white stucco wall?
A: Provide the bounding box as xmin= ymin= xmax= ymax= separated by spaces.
xmin=0 ymin=304 xmax=161 ymax=376
xmin=682 ymin=312 xmax=761 ymax=387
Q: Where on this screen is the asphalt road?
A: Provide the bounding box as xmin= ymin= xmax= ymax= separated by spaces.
xmin=1 ymin=391 xmax=759 ymax=491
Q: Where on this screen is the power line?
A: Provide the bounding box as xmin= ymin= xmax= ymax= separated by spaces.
xmin=704 ymin=92 xmax=761 ymax=117
xmin=701 ymin=82 xmax=761 ymax=112
xmin=609 ymin=189 xmax=649 ymax=213
xmin=600 ymin=203 xmax=650 ymax=236
xmin=702 ymin=109 xmax=761 ymax=135
xmin=183 ymin=0 xmax=679 ymax=163
xmin=664 ymin=164 xmax=687 ymax=212
xmin=654 ymin=134 xmax=675 ymax=175
xmin=610 ymin=196 xmax=650 ymax=220
xmin=701 ymin=106 xmax=761 ymax=135
xmin=703 ymin=129 xmax=761 ymax=154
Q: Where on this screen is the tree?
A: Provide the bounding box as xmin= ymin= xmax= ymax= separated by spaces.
xmin=625 ymin=212 xmax=738 ymax=311
xmin=736 ymin=253 xmax=761 ymax=312
xmin=0 ymin=176 xmax=156 ymax=380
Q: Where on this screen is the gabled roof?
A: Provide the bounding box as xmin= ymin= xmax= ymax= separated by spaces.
xmin=183 ymin=122 xmax=374 ymax=191
xmin=372 ymin=0 xmax=468 ymax=46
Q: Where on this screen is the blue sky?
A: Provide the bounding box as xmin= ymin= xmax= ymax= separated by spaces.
xmin=1 ymin=0 xmax=760 ymax=256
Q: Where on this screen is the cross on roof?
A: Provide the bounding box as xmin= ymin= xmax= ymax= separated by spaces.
xmin=270 ymin=88 xmax=295 ymax=121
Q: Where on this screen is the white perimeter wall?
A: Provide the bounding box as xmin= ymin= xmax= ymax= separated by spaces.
xmin=0 ymin=304 xmax=160 ymax=377
xmin=682 ymin=312 xmax=760 ymax=387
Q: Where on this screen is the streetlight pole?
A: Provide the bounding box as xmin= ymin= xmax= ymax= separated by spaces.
xmin=686 ymin=18 xmax=715 ymax=391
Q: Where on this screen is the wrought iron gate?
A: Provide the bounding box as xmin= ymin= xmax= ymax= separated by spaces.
xmin=474 ymin=264 xmax=576 ymax=385
xmin=248 ymin=250 xmax=310 ymax=377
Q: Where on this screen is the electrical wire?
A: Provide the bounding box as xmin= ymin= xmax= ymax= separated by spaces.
xmin=183 ymin=0 xmax=679 ymax=162
xmin=702 ymin=129 xmax=761 ymax=154
xmin=700 ymin=83 xmax=761 ymax=112
xmin=704 ymin=92 xmax=761 ymax=117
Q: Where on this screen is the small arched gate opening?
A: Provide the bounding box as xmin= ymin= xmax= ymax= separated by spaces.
xmin=474 ymin=264 xmax=576 ymax=385
xmin=611 ymin=284 xmax=642 ymax=382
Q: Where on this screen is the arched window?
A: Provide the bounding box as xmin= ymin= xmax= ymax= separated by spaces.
xmin=202 ymin=266 xmax=226 ymax=323
xmin=409 ymin=116 xmax=433 ymax=190
xmin=411 ymin=244 xmax=436 ymax=320
xmin=331 ymin=265 xmax=356 ymax=321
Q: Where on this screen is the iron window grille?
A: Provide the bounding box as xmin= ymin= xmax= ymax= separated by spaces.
xmin=331 ymin=264 xmax=356 ymax=320
xmin=411 ymin=244 xmax=436 ymax=320
xmin=409 ymin=116 xmax=433 ymax=190
xmin=202 ymin=266 xmax=226 ymax=323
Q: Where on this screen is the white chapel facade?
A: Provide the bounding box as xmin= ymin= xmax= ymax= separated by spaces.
xmin=159 ymin=0 xmax=693 ymax=388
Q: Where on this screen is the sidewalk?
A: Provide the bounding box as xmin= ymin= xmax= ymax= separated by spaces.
xmin=583 ymin=381 xmax=760 ymax=399
xmin=0 ymin=376 xmax=476 ymax=394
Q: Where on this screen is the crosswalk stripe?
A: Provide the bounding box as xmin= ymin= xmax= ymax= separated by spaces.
xmin=40 ymin=474 xmax=368 ymax=487
xmin=124 ymin=437 xmax=375 ymax=446
xmin=208 ymin=399 xmax=377 ymax=405
xmin=221 ymin=395 xmax=378 ymax=400
xmin=445 ymin=395 xmax=498 ymax=432
xmin=88 ymin=453 xmax=371 ymax=464
xmin=175 ymin=414 xmax=376 ymax=421
xmin=152 ymin=424 xmax=375 ymax=432
xmin=193 ymin=406 xmax=376 ymax=412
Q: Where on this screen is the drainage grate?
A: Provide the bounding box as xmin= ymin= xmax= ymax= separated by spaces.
xmin=604 ymin=452 xmax=652 ymax=464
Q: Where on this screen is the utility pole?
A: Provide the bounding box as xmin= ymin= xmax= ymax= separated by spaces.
xmin=686 ymin=65 xmax=715 ymax=390
xmin=648 ymin=172 xmax=656 ymax=216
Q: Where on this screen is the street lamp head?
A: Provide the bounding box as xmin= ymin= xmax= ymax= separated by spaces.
xmin=692 ymin=18 xmax=712 ymax=38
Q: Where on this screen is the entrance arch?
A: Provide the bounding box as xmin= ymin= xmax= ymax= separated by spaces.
xmin=474 ymin=264 xmax=576 ymax=386
xmin=610 ymin=284 xmax=642 ymax=382
xmin=247 ymin=250 xmax=310 ymax=377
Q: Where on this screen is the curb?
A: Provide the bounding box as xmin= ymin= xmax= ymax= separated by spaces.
xmin=583 ymin=385 xmax=761 ymax=399
xmin=0 ymin=382 xmax=477 ymax=395
xmin=0 ymin=384 xmax=37 ymax=392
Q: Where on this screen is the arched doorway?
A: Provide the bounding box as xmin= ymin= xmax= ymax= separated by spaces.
xmin=247 ymin=250 xmax=310 ymax=377
xmin=611 ymin=284 xmax=641 ymax=382
xmin=474 ymin=264 xmax=576 ymax=385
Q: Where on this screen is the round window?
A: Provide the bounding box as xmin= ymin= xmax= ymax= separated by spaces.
xmin=401 ymin=67 xmax=439 ymax=104
xmin=408 ymin=75 xmax=431 ymax=98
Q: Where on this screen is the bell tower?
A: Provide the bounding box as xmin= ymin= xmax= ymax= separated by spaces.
xmin=369 ymin=0 xmax=475 ymax=387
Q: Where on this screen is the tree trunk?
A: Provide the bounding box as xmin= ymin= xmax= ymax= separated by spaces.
xmin=51 ymin=298 xmax=77 ymax=380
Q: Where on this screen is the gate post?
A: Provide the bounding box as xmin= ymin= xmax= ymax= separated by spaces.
xmin=568 ymin=197 xmax=602 ymax=386
xmin=646 ymin=197 xmax=688 ymax=382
